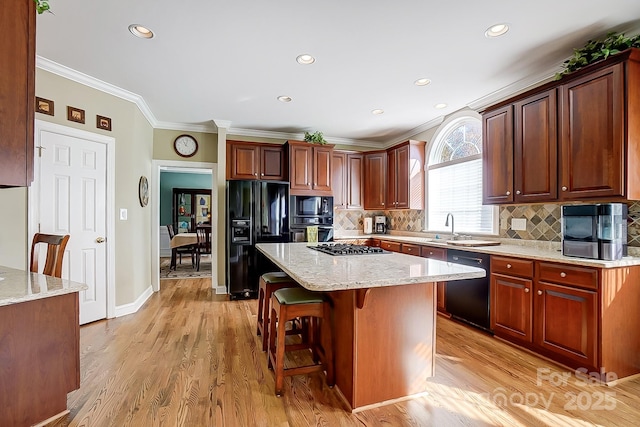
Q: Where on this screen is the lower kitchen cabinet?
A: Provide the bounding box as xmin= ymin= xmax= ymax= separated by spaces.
xmin=421 ymin=246 xmax=448 ymax=314
xmin=533 ymin=280 xmax=597 ymax=371
xmin=400 ymin=243 xmax=420 ymax=256
xmin=380 ymin=240 xmax=401 ymax=252
xmin=491 ymin=273 xmax=533 ymax=343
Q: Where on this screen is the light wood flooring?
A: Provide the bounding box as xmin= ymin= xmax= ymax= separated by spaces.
xmin=48 ymin=278 xmax=640 ymax=426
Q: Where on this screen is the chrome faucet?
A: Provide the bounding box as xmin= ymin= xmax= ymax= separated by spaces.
xmin=445 ymin=213 xmax=458 ymax=240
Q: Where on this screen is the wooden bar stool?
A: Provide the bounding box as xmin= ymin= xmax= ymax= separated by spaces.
xmin=256 ymin=272 xmax=299 ymax=351
xmin=267 ymin=287 xmax=334 ymax=396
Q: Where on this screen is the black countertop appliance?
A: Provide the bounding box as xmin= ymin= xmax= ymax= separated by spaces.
xmin=226 ymin=180 xmax=289 ymax=299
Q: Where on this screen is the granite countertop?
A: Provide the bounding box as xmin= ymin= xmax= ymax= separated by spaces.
xmin=256 ymin=242 xmax=485 ymax=291
xmin=334 ymin=233 xmax=640 ymax=268
xmin=0 ymin=266 xmax=88 ymax=307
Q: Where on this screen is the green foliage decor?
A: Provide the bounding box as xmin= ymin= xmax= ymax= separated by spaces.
xmin=555 ymin=32 xmax=640 ymax=80
xmin=34 ymin=0 xmax=50 ymax=14
xmin=303 ymin=131 xmax=327 ymax=145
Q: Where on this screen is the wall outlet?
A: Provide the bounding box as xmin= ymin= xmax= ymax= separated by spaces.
xmin=511 ymin=218 xmax=527 ymax=231
xmin=119 ymin=208 xmax=128 ymax=221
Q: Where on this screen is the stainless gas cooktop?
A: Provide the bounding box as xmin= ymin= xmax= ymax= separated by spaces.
xmin=308 ymin=243 xmax=390 ymax=256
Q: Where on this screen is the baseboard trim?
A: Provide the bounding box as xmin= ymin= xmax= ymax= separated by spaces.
xmin=214 ymin=286 xmax=227 ymax=295
xmin=114 ymin=285 xmax=154 ymax=318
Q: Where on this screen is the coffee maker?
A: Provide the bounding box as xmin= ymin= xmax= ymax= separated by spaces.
xmin=374 ymin=216 xmax=387 ymax=234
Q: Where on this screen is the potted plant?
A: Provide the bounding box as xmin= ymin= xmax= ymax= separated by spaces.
xmin=303 ymin=131 xmax=327 ymax=145
xmin=34 ymin=0 xmax=51 ymax=13
xmin=555 ymin=31 xmax=640 ymax=80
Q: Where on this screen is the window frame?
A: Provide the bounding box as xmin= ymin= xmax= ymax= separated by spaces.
xmin=424 ymin=112 xmax=498 ymax=236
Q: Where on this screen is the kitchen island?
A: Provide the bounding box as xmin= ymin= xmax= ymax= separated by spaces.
xmin=256 ymin=242 xmax=485 ymax=411
xmin=0 ymin=266 xmax=88 ymax=427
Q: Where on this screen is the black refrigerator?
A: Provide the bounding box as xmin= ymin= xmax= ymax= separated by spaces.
xmin=226 ymin=180 xmax=289 ymax=299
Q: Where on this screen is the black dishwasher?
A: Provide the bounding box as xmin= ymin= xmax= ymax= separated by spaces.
xmin=446 ymin=249 xmax=492 ymax=333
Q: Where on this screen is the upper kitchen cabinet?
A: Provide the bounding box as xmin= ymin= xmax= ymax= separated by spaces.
xmin=483 ymin=91 xmax=558 ymax=204
xmin=227 ymin=141 xmax=285 ymax=181
xmin=387 ymin=140 xmax=425 ymax=209
xmin=332 ymin=150 xmax=363 ymax=209
xmin=363 ymin=151 xmax=387 ymax=210
xmin=285 ymin=140 xmax=333 ymax=195
xmin=483 ymin=48 xmax=640 ymax=204
xmin=0 ymin=0 xmax=35 ymax=187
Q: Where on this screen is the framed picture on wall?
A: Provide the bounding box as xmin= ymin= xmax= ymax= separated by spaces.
xmin=96 ymin=115 xmax=112 ymax=131
xmin=35 ymin=97 xmax=54 ymax=116
xmin=67 ymin=106 xmax=85 ymax=124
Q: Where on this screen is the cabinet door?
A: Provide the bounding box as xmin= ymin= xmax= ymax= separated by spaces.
xmin=491 ymin=273 xmax=533 ymax=343
xmin=559 ymin=63 xmax=624 ymax=199
xmin=386 ymin=148 xmax=397 ymax=208
xmin=228 ymin=143 xmax=259 ymax=180
xmin=514 ymin=90 xmax=558 ymax=202
xmin=534 ymin=281 xmax=598 ymax=371
xmin=332 ymin=151 xmax=347 ymax=208
xmin=482 ymin=106 xmax=514 ymax=204
xmin=421 ymin=246 xmax=447 ymax=313
xmin=0 ymin=0 xmax=35 ymax=186
xmin=380 ymin=240 xmax=401 ymax=252
xmin=313 ymin=146 xmax=332 ymax=191
xmin=260 ymin=145 xmax=285 ymax=181
xmin=394 ymin=145 xmax=410 ymax=208
xmin=290 ymin=144 xmax=312 ymax=191
xmin=347 ymin=153 xmax=363 ymax=209
xmin=364 ymin=152 xmax=387 ymax=209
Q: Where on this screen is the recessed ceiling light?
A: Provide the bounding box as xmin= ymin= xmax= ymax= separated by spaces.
xmin=434 ymin=103 xmax=447 ymax=109
xmin=296 ymin=54 xmax=315 ymax=65
xmin=372 ymin=109 xmax=384 ymax=115
xmin=414 ymin=78 xmax=431 ymax=86
xmin=485 ymin=23 xmax=509 ymax=38
xmin=128 ymin=24 xmax=154 ymax=39
xmin=277 ymin=96 xmax=292 ymax=103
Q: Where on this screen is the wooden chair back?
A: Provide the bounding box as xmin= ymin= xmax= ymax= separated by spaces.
xmin=196 ymin=226 xmax=211 ymax=255
xmin=30 ymin=233 xmax=70 ymax=278
xmin=166 ymin=224 xmax=176 ymax=239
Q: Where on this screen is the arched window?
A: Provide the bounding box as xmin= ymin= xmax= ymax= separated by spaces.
xmin=426 ymin=115 xmax=497 ymax=234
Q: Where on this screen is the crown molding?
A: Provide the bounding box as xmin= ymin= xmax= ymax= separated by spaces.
xmin=153 ymin=120 xmax=216 ymax=133
xmin=36 ymin=56 xmax=159 ymax=127
xmin=213 ymin=119 xmax=232 ymax=130
xmin=468 ymin=67 xmax=561 ymax=112
xmin=383 ymin=116 xmax=445 ymax=148
xmin=225 ymin=127 xmax=384 ymax=148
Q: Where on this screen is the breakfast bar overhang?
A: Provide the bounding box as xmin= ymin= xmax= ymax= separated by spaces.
xmin=256 ymin=242 xmax=485 ymax=411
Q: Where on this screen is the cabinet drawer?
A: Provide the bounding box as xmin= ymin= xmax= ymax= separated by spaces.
xmin=491 ymin=256 xmax=533 ymax=278
xmin=380 ymin=240 xmax=401 ymax=252
xmin=401 ymin=243 xmax=420 ymax=256
xmin=537 ymin=262 xmax=598 ymax=290
xmin=370 ymin=239 xmax=381 ymax=247
xmin=421 ymin=246 xmax=446 ymax=261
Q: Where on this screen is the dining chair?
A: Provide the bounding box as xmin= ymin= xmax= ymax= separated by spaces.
xmin=167 ymin=224 xmax=196 ymax=267
xmin=195 ymin=226 xmax=212 ymax=271
xmin=30 ymin=233 xmax=70 ymax=278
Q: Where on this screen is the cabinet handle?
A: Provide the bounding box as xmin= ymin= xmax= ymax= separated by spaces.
xmin=507 ymin=263 xmax=512 ymax=269
xmin=524 ymin=288 xmax=530 ymax=293
xmin=429 ymin=251 xmax=434 ymax=255
xmin=560 ymin=272 xmax=567 ymax=278
xmin=562 ymin=186 xmax=568 ymax=191
xmin=381 ymin=202 xmax=385 ymax=206
xmin=506 ymin=191 xmax=511 ymax=196
xmin=516 ymin=190 xmax=521 ymax=195
xmin=261 ymin=173 xmax=264 ymax=176
xmin=537 ymin=290 xmax=543 ymax=296
xmin=307 ymin=182 xmax=310 ymax=186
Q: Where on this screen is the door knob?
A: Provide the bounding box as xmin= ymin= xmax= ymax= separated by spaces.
xmin=560 ymin=272 xmax=567 ymax=278
xmin=562 ymin=186 xmax=568 ymax=191
xmin=537 ymin=290 xmax=543 ymax=295
xmin=524 ymin=288 xmax=530 ymax=293
xmin=96 ymin=237 xmax=106 ymax=243
xmin=506 ymin=191 xmax=511 ymax=196
xmin=507 ymin=264 xmax=512 ymax=269
xmin=516 ymin=190 xmax=521 ymax=195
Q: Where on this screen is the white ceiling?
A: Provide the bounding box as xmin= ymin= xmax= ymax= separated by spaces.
xmin=35 ymin=0 xmax=640 ymax=146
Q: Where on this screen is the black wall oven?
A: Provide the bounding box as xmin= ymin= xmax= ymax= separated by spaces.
xmin=290 ymin=195 xmax=334 ymax=242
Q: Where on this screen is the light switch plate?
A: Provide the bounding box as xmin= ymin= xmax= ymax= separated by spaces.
xmin=119 ymin=208 xmax=128 ymax=221
xmin=511 ymin=218 xmax=527 ymax=231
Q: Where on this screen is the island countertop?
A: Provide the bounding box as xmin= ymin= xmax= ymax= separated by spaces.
xmin=256 ymin=242 xmax=485 ymax=291
xmin=0 ymin=266 xmax=88 ymax=307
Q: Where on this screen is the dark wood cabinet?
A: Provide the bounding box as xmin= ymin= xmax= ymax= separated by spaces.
xmin=363 ymin=151 xmax=387 ymax=210
xmin=227 ymin=141 xmax=285 ymax=181
xmin=386 ymin=141 xmax=425 ymax=209
xmin=0 ymin=0 xmax=35 ymax=187
xmin=332 ymin=151 xmax=363 ymax=209
xmin=559 ymin=63 xmax=625 ymax=199
xmin=491 ymin=273 xmax=533 ymax=342
xmin=380 ymin=240 xmax=401 ymax=252
xmin=514 ymin=90 xmax=558 ymax=202
xmin=533 ymin=280 xmax=598 ymax=371
xmin=482 ymin=106 xmax=513 ymax=204
xmin=421 ymin=246 xmax=448 ymax=314
xmin=286 ymin=140 xmax=333 ymax=195
xmin=482 ymin=48 xmax=640 ymax=204
xmin=173 ymin=188 xmax=212 ymax=232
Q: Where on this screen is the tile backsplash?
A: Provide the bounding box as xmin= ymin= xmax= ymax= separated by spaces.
xmin=334 ymin=201 xmax=640 ymax=247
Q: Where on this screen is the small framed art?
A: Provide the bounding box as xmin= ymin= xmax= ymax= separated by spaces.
xmin=35 ymin=97 xmax=54 ymax=116
xmin=96 ymin=115 xmax=112 ymax=131
xmin=67 ymin=106 xmax=85 ymax=124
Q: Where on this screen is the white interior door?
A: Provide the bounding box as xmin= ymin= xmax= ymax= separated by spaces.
xmin=37 ymin=127 xmax=108 ymax=325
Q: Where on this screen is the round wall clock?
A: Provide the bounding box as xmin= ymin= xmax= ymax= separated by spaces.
xmin=173 ymin=134 xmax=198 ymax=157
xmin=138 ymin=176 xmax=149 ymax=207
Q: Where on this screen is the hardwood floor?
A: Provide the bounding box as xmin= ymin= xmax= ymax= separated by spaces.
xmin=48 ymin=278 xmax=640 ymax=426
